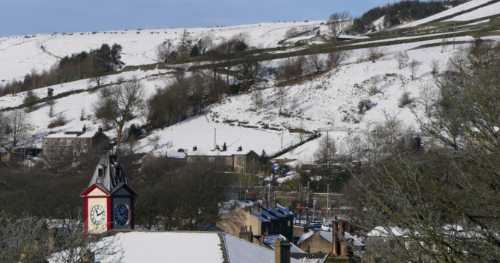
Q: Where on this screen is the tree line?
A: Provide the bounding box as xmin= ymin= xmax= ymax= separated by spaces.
xmin=348 ymin=0 xmax=468 ymax=33
xmin=0 ymin=44 xmax=123 ymax=96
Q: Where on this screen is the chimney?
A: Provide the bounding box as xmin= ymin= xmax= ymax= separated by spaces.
xmin=332 ymin=220 xmax=340 ymax=256
xmin=338 ymin=220 xmax=345 ymax=237
xmin=274 ymin=239 xmax=291 ymax=263
xmin=239 ymin=226 xmax=253 ymax=243
xmin=340 ymin=240 xmax=349 ymax=257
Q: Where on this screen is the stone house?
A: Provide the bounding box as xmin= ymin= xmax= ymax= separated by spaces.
xmin=173 ymin=146 xmax=262 ymax=174
xmin=297 ymin=220 xmax=365 ymax=261
xmin=43 ymin=127 xmax=110 ymax=164
xmin=217 ymin=205 xmax=295 ymax=242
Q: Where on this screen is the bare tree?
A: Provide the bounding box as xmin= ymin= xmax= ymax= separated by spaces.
xmin=368 ymin=48 xmax=384 ymax=63
xmin=197 ymin=35 xmax=214 ymax=55
xmin=395 ymin=51 xmax=409 ymax=69
xmin=275 ymin=86 xmax=287 ymax=115
xmin=276 ymin=56 xmax=306 ymax=82
xmin=409 ymin=59 xmax=421 ymax=80
xmin=156 ymin=39 xmax=175 ymax=63
xmin=5 ymin=110 xmax=31 ymax=147
xmin=0 ymin=112 xmax=7 ymax=142
xmin=0 ymin=212 xmax=119 ymax=263
xmin=314 ymin=133 xmax=336 ymax=168
xmin=94 ymin=78 xmax=145 ymax=145
xmin=307 ymin=54 xmax=325 ymax=74
xmin=326 ymin=50 xmax=348 ymax=70
xmin=328 ymin=12 xmax=352 ymax=39
xmin=251 ymin=88 xmax=264 ymax=110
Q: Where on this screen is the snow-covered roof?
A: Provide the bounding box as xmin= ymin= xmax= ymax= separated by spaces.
xmin=46 ymin=127 xmax=100 ymax=139
xmin=223 ymin=234 xmax=303 ymax=263
xmin=367 ymin=226 xmax=410 ymax=238
xmin=263 ymin=235 xmax=306 ymax=254
xmin=297 ymin=231 xmax=315 ymax=245
xmin=50 ymin=232 xmax=305 ymax=263
xmin=298 ymin=230 xmax=364 ymax=248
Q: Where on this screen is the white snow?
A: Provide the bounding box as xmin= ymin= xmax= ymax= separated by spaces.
xmin=367 ymin=226 xmax=410 ymax=238
xmin=372 ymin=16 xmax=386 ymax=31
xmin=297 ymin=230 xmax=315 ymax=245
xmin=50 ymin=232 xmax=223 ymax=263
xmin=0 ymin=21 xmax=322 ymax=81
xmin=136 ymin=115 xmax=302 ymax=157
xmin=224 ymin=234 xmax=303 ymax=263
xmin=1 ymin=18 xmax=500 ymax=165
xmin=210 ymin=38 xmax=471 ymax=164
xmin=50 ymin=232 xmax=309 ymax=263
xmin=446 ymin=2 xmax=500 ymax=21
xmin=398 ymin=0 xmax=494 ymax=28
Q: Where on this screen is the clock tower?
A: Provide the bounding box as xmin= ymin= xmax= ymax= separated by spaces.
xmin=81 ymin=153 xmax=136 ymax=234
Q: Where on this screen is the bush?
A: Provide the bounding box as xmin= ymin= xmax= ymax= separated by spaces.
xmin=368 ymin=48 xmax=384 ymax=63
xmin=23 ymin=91 xmax=40 ymax=112
xmin=276 ymin=56 xmax=307 ymax=82
xmin=147 ymin=73 xmax=228 ymax=128
xmin=358 ymin=99 xmax=377 ymax=114
xmin=399 ymin=92 xmax=414 ymax=108
xmin=48 ymin=115 xmax=67 ymax=129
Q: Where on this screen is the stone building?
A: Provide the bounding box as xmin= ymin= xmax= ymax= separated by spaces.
xmin=170 ymin=145 xmax=263 ymax=174
xmin=43 ymin=127 xmax=109 ymax=165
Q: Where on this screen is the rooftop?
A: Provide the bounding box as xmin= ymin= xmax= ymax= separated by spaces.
xmin=88 ymin=153 xmax=129 ymax=194
xmin=46 ymin=126 xmax=102 ymax=139
xmin=50 ymin=232 xmax=309 ymax=263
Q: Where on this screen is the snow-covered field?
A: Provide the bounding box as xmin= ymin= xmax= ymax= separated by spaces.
xmin=0 ymin=21 xmax=321 ymax=82
xmin=135 ymin=115 xmax=303 ymax=157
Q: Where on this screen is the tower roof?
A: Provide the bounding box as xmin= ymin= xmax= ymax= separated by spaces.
xmin=88 ymin=152 xmax=130 ymax=194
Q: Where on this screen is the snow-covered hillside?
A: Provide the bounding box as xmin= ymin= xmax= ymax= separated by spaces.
xmin=5 ymin=33 xmax=499 ymax=165
xmin=1 ymin=5 xmax=500 ymax=166
xmin=398 ymin=0 xmax=500 ymax=28
xmin=0 ymin=21 xmax=321 ymax=82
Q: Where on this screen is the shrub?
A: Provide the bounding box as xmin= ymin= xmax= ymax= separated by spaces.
xmin=358 ymin=99 xmax=376 ymax=114
xmin=368 ymin=48 xmax=384 ymax=63
xmin=276 ymin=56 xmax=307 ymax=82
xmin=48 ymin=115 xmax=67 ymax=129
xmin=399 ymin=92 xmax=414 ymax=108
xmin=23 ymin=91 xmax=40 ymax=112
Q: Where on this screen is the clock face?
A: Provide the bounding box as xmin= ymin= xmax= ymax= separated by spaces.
xmin=113 ymin=204 xmax=129 ymax=226
xmin=90 ymin=204 xmax=106 ymax=226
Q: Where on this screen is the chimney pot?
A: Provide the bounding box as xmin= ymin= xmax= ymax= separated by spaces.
xmin=274 ymin=239 xmax=290 ymax=263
